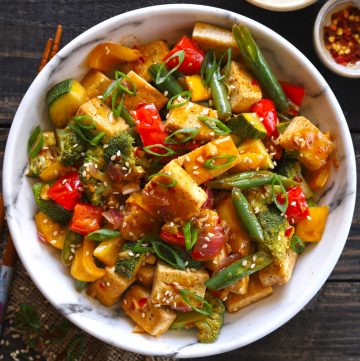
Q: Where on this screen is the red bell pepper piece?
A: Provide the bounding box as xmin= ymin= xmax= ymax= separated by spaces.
xmin=280 ymin=82 xmax=305 ymax=107
xmin=250 ymin=99 xmax=279 ymax=137
xmin=277 ymin=186 xmax=309 ymax=224
xmin=134 ymin=103 xmax=168 ymax=146
xmin=70 ymin=203 xmax=103 ymax=235
xmin=164 ymin=36 xmax=205 ymax=75
xmin=160 ymin=230 xmax=185 ymax=248
xmin=47 ymin=172 xmax=82 ymax=211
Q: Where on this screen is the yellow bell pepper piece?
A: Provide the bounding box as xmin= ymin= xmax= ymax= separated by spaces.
xmin=185 ymin=75 xmax=210 ymax=102
xmin=304 ymin=160 xmax=331 ymax=191
xmin=39 ymin=161 xmax=73 ymax=182
xmin=93 ymin=237 xmax=123 ymax=266
xmin=34 ymin=212 xmax=66 ymax=250
xmin=295 ymin=206 xmax=329 ymax=242
xmin=71 ymin=239 xmax=106 ymax=282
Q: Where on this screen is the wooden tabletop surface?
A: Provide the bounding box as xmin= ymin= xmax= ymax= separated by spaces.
xmin=0 ymin=1 xmax=359 ymax=360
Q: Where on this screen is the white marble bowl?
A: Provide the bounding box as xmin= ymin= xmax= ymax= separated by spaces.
xmin=3 ymin=4 xmax=356 ymax=358
xmin=246 ymin=0 xmax=316 ymax=11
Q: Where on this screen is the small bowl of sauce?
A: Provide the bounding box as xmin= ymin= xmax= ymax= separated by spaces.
xmin=314 ymin=0 xmax=360 ymax=77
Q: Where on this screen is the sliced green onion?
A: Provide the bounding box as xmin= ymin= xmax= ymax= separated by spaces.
xmin=291 ymin=235 xmax=305 ymax=254
xmin=148 ymin=172 xmax=178 ymax=187
xmin=87 ymin=228 xmax=121 ymax=242
xmin=156 ymin=50 xmax=185 ymax=85
xmin=152 ymin=241 xmax=185 ymax=270
xmin=201 ymin=50 xmax=217 ymax=86
xmin=90 ymin=131 xmax=105 ymax=146
xmin=166 ymin=90 xmax=192 ymax=110
xmin=28 ymin=126 xmax=44 ymax=159
xmin=272 ymin=174 xmax=288 ymax=214
xmin=179 ymin=289 xmax=213 ymax=316
xmin=143 ymin=144 xmax=177 ymax=157
xmin=164 ymin=127 xmax=200 ymax=144
xmin=204 ymin=155 xmax=236 ymax=169
xmin=184 ymin=220 xmax=198 ymax=251
xmin=217 ymin=48 xmax=232 ymax=81
xmin=198 ymin=116 xmax=231 ymax=135
xmin=73 ymin=115 xmax=95 ymax=127
xmin=102 ymin=80 xmax=119 ymax=103
xmin=112 ymin=89 xmax=124 ymax=118
xmin=115 ymin=71 xmax=137 ymax=95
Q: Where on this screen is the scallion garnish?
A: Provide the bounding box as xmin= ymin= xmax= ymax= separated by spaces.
xmin=112 ymin=89 xmax=124 ymax=118
xmin=291 ymin=235 xmax=305 ymax=254
xmin=217 ymin=48 xmax=232 ymax=81
xmin=204 ymin=154 xmax=236 ymax=169
xmin=201 ymin=50 xmax=217 ymax=86
xmin=179 ymin=289 xmax=213 ymax=316
xmin=166 ymin=90 xmax=192 ymax=110
xmin=102 ymin=80 xmax=119 ymax=103
xmin=272 ymin=174 xmax=288 ymax=214
xmin=184 ymin=220 xmax=198 ymax=251
xmin=155 ymin=50 xmax=185 ymax=85
xmin=143 ymin=144 xmax=177 ymax=157
xmin=73 ymin=115 xmax=96 ymax=129
xmin=198 ymin=116 xmax=231 ymax=135
xmin=114 ymin=71 xmax=137 ymax=95
xmin=151 ymin=241 xmax=185 ymax=270
xmin=68 ymin=122 xmax=105 ymax=146
xmin=28 ymin=126 xmax=44 ymax=159
xmin=164 ymin=127 xmax=200 ymax=144
xmin=148 ymin=172 xmax=178 ymax=187
xmin=87 ymin=228 xmax=121 ymax=242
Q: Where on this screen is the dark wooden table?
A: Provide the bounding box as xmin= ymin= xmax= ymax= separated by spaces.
xmin=0 ymin=1 xmax=359 ymax=360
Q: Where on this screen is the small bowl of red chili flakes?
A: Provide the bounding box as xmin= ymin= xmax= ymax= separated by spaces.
xmin=314 ymin=0 xmax=360 ymax=78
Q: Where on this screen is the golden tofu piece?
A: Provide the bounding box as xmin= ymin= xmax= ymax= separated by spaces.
xmin=143 ymin=159 xmax=208 ymax=220
xmin=77 ymin=97 xmax=128 ymax=137
xmin=182 ymin=135 xmax=241 ymax=184
xmin=121 ymin=285 xmax=177 ymax=336
xmin=164 ymin=101 xmax=218 ymax=142
xmin=136 ymin=265 xmax=156 ymax=288
xmin=192 ymin=22 xmax=239 ymax=57
xmin=259 ymin=249 xmax=297 ymax=287
xmin=87 ymin=266 xmax=135 ymax=307
xmin=225 ymin=275 xmax=273 ymax=312
xmin=123 ymin=71 xmax=168 ymax=110
xmin=227 ymin=276 xmax=249 ymax=295
xmin=278 ymin=116 xmax=335 ymax=171
xmin=151 ymin=262 xmax=209 ymax=309
xmin=120 ymin=40 xmax=170 ymax=82
xmin=205 ymin=245 xmax=229 ymax=272
xmin=81 ymin=70 xmax=112 ymax=99
xmin=224 ymin=61 xmax=262 ymax=113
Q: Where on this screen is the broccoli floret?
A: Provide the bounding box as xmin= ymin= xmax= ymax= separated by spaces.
xmin=104 ymin=131 xmax=134 ymax=163
xmin=195 ymin=293 xmax=225 ymax=343
xmin=83 ymin=146 xmax=106 ymax=170
xmin=246 ymin=190 xmax=290 ymax=264
xmin=56 ymin=128 xmax=86 ymax=166
xmin=276 ymin=158 xmax=313 ymax=198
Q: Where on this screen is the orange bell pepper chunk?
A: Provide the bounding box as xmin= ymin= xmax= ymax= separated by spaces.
xmin=304 ymin=160 xmax=331 ymax=191
xmin=88 ymin=43 xmax=142 ymax=71
xmin=35 ymin=212 xmax=66 ymax=250
xmin=71 ymin=239 xmax=105 ymax=282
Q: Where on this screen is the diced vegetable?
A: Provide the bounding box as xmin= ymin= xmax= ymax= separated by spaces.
xmin=136 ymin=265 xmax=156 ymax=287
xmin=185 ymin=74 xmax=210 ymax=101
xmin=81 ymin=70 xmax=112 ymax=98
xmin=278 ymin=186 xmax=309 ymax=224
xmin=47 ymin=79 xmax=87 ymax=128
xmin=303 ymin=160 xmax=331 ymax=191
xmin=295 ymin=206 xmax=329 ymax=242
xmin=34 ymin=212 xmax=66 ymax=249
xmin=250 ymin=99 xmax=279 ymax=137
xmin=70 ymin=203 xmax=103 ymax=235
xmin=228 ymin=113 xmax=267 ymax=141
xmin=115 ymin=243 xmax=145 ymax=278
xmin=61 ymin=230 xmax=83 ymax=266
xmin=280 ymin=81 xmax=305 ymax=107
xmin=39 ymin=161 xmax=73 ymax=182
xmin=93 ymin=237 xmax=123 ymax=266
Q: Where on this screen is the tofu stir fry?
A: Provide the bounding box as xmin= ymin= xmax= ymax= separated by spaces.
xmin=28 ymin=22 xmax=334 ymax=343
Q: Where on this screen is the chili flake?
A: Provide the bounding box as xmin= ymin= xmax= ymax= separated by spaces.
xmin=323 ymin=6 xmax=360 ymax=65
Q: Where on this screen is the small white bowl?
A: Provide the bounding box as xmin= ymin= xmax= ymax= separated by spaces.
xmin=246 ymin=0 xmax=316 ymax=11
xmin=314 ymin=0 xmax=360 ymax=78
xmin=3 ymin=4 xmax=357 ymax=358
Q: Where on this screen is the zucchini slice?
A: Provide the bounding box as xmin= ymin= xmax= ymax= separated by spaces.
xmin=228 ymin=113 xmax=267 ymax=141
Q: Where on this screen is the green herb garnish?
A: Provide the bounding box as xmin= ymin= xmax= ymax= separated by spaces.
xmin=198 ymin=116 xmax=231 ymax=135
xmin=143 ymin=144 xmax=177 ymax=157
xmin=179 ymin=289 xmax=213 ymax=316
xmin=28 ymin=126 xmax=44 ymax=159
xmin=166 ymin=90 xmax=192 ymax=110
xmin=164 ymin=127 xmax=200 ymax=144
xmin=204 ymin=154 xmax=236 ymax=169
xmin=155 ymin=50 xmax=185 ymax=85
xmin=87 ymin=228 xmax=121 ymax=242
xmin=148 ymin=172 xmax=178 ymax=187
xmin=272 ymin=174 xmax=288 ymax=214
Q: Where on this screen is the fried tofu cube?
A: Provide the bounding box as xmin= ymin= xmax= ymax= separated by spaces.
xmin=225 ymin=275 xmax=273 ymax=312
xmin=259 ymin=249 xmax=297 ymax=287
xmin=81 ymin=70 xmax=112 ymax=99
xmin=182 ymin=135 xmax=241 ymax=184
xmin=77 ymin=97 xmax=128 ymax=137
xmin=205 ymin=245 xmax=229 ymax=272
xmin=192 ymin=22 xmax=239 ymax=57
xmin=224 ymin=61 xmax=262 ymax=114
xmin=164 ymin=101 xmax=218 ymax=142
xmin=136 ymin=265 xmax=156 ymax=288
xmin=120 ymin=40 xmax=170 ymax=82
xmin=278 ymin=116 xmax=335 ymax=171
xmin=227 ymin=276 xmax=249 ymax=295
xmin=123 ymin=71 xmax=168 ymax=110
xmin=151 ymin=262 xmax=209 ymax=309
xmin=121 ymin=285 xmax=177 ymax=336
xmin=87 ymin=266 xmax=135 ymax=307
xmin=143 ymin=160 xmax=207 ymax=220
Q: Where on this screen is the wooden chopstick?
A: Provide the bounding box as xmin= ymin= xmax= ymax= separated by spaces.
xmin=50 ymin=25 xmax=63 ymax=59
xmin=37 ymin=38 xmax=53 ymax=74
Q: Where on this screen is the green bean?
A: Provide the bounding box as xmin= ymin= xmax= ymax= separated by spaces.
xmin=232 ymin=188 xmax=264 ymax=243
xmin=206 ymin=251 xmax=272 ymax=290
xmin=61 ymin=230 xmax=83 ymax=266
xmin=206 ymin=171 xmax=299 ymax=190
xmin=148 ymin=64 xmax=184 ymax=98
xmin=232 ymin=24 xmax=288 ymax=113
xmin=209 ymin=73 xmax=232 ymax=121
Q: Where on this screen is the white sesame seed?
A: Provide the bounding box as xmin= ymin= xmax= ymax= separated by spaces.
xmin=193 ymin=165 xmax=199 ymax=170
xmin=82 ymin=170 xmax=87 ymax=177
xmin=111 ymin=155 xmax=116 ymax=161
xmin=250 ymin=263 xmax=255 ymax=269
xmin=106 ymin=282 xmax=110 ymax=287
xmin=129 ymin=232 xmax=134 ymax=237
xmin=202 ymin=244 xmax=208 ymax=248
xmin=52 ymin=230 xmax=58 ymax=236
xmin=116 ymin=150 xmax=121 ymax=157
xmin=141 ymin=312 xmax=145 ymax=318
xmin=307 ymin=216 xmax=312 ymax=220
xmin=103 ymin=144 xmax=109 ymax=149
xmin=193 ymin=171 xmax=200 ymax=175
xmin=164 ymin=90 xmax=169 ymax=96
xmin=42 ymin=218 xmax=48 ymax=224
xmin=50 ymin=239 xmax=57 ymax=244
xmin=128 ymin=251 xmax=134 ymax=256
xmin=165 ymin=290 xmax=170 ymax=296
xmin=69 ymin=255 xmax=73 ymax=261
xmin=123 ymin=299 xmax=128 ymax=304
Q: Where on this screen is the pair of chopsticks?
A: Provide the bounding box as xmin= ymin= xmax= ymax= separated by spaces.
xmin=0 ymin=24 xmax=63 ymax=336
